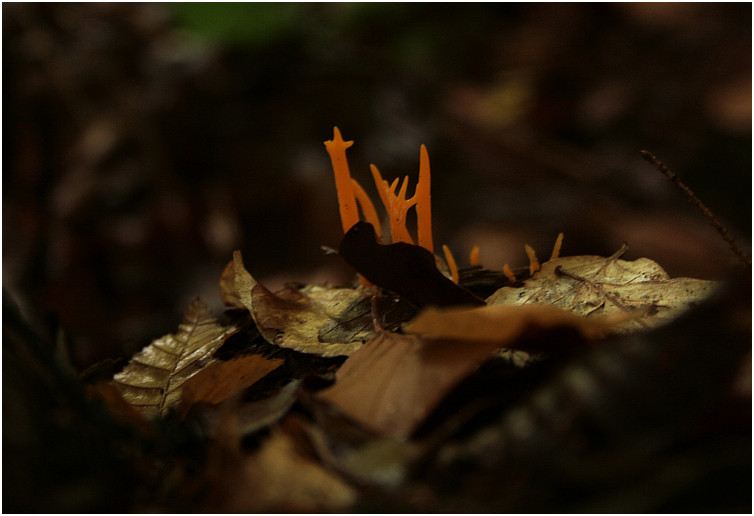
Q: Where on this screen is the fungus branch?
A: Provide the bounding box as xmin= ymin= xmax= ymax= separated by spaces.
xmin=324 ymin=127 xmax=360 ymax=234
xmin=370 ymin=165 xmax=417 ymax=245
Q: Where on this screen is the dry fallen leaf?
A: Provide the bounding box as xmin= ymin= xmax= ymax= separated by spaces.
xmin=219 ymin=258 xmax=245 ymax=309
xmin=403 ymin=303 xmax=635 ymax=344
xmin=113 ymin=299 xmax=238 ymax=419
xmin=487 ymin=247 xmax=719 ymax=332
xmin=181 ymin=353 xmax=284 ymax=407
xmin=339 ymin=222 xmax=484 ymax=308
xmin=316 ymin=330 xmax=503 ymax=438
xmin=227 ymin=250 xmax=374 ymax=356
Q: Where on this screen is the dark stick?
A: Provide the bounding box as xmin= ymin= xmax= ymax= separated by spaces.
xmin=640 ymin=150 xmax=751 ymax=267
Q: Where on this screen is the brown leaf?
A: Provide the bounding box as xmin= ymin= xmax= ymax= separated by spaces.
xmin=339 ymin=222 xmax=485 ymax=308
xmin=181 ymin=354 xmax=284 ymax=407
xmin=113 ymin=299 xmax=238 ymax=419
xmin=403 ymin=304 xmax=631 ymax=344
xmin=228 ymin=250 xmax=374 ymax=356
xmin=316 ymin=330 xmax=502 ymax=438
xmin=487 ymin=248 xmax=719 ymax=332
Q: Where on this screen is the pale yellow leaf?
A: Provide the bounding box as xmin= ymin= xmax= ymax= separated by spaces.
xmin=113 ymin=299 xmax=238 ymax=419
xmin=487 ymin=249 xmax=719 ymax=332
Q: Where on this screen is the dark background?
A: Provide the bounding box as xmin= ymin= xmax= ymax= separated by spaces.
xmin=4 ymin=3 xmax=751 ymax=369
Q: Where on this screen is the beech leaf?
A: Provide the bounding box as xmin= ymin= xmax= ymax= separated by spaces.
xmin=113 ymin=299 xmax=238 ymax=419
xmin=487 ymin=248 xmax=719 ymax=332
xmin=316 ymin=331 xmax=502 ymax=438
xmin=228 ymin=250 xmax=374 ymax=356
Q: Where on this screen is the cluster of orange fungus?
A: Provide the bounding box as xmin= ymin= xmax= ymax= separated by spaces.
xmin=325 ymin=127 xmax=565 ymax=289
xmin=324 ymin=126 xmax=433 ymax=254
xmin=503 ymin=233 xmax=565 ymax=282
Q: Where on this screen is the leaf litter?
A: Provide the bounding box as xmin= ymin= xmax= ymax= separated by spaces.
xmin=96 ymin=131 xmax=738 ymax=512
xmin=105 ymin=237 xmax=724 ymax=511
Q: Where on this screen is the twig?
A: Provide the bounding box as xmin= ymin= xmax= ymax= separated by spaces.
xmin=640 ymin=150 xmax=751 ymax=267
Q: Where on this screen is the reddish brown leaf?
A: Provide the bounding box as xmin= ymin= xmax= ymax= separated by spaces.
xmin=181 ymin=354 xmax=284 ymax=407
xmin=316 ymin=330 xmax=502 ymax=438
xmin=403 ymin=304 xmax=629 ymax=344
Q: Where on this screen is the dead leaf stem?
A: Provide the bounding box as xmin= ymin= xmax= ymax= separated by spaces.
xmin=640 ymin=150 xmax=751 ymax=267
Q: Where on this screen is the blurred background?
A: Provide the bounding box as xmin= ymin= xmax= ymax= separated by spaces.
xmin=4 ymin=3 xmax=751 ymax=369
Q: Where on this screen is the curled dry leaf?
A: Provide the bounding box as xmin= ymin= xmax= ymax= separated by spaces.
xmin=113 ymin=299 xmax=238 ymax=419
xmin=339 ymin=222 xmax=485 ymax=308
xmin=181 ymin=353 xmax=284 ymax=407
xmin=227 ymin=250 xmax=374 ymax=357
xmin=487 ymin=248 xmax=719 ymax=332
xmin=316 ymin=331 xmax=502 ymax=438
xmin=219 ymin=258 xmax=245 ymax=309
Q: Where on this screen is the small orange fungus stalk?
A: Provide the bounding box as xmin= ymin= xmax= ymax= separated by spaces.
xmin=503 ymin=264 xmax=516 ymax=282
xmin=549 ymin=232 xmax=564 ymax=261
xmin=370 ymin=165 xmax=417 ymax=245
xmin=415 ymin=145 xmax=433 ymax=253
xmin=524 ymin=244 xmax=540 ymax=275
xmin=350 ymin=178 xmax=383 ymax=241
xmin=469 ymin=246 xmax=480 ymax=266
xmin=442 ymin=245 xmax=460 ymax=285
xmin=324 ymin=127 xmax=360 ymax=234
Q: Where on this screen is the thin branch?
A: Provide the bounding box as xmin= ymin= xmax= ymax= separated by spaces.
xmin=640 ymin=150 xmax=751 ymax=267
